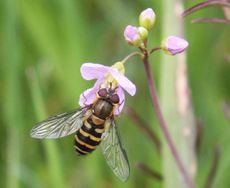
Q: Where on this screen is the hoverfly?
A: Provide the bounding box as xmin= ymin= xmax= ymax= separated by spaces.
xmin=30 ymin=86 xmax=130 ymax=182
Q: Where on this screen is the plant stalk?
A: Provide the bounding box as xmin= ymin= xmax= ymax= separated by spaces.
xmin=142 ymin=56 xmax=196 ymax=188
xmin=160 ymin=0 xmax=197 ymax=187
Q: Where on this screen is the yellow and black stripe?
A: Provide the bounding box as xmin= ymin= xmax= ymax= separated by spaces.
xmin=74 ymin=116 xmax=105 ymax=155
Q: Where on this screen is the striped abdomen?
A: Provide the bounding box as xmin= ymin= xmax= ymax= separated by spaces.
xmin=74 ymin=116 xmax=105 ymax=155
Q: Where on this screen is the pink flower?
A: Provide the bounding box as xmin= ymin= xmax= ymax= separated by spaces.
xmin=79 ymin=62 xmax=136 ymax=115
xmin=124 ymin=25 xmax=142 ymax=47
xmin=139 ymin=8 xmax=156 ymax=29
xmin=161 ymin=36 xmax=189 ymax=55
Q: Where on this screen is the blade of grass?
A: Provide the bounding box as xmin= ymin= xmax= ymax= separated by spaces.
xmin=27 ymin=67 xmax=65 ymax=188
xmin=3 ymin=0 xmax=22 ymax=187
xmin=161 ymin=0 xmax=197 ymax=187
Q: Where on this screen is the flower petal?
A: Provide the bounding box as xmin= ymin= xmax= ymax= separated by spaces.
xmin=114 ymin=87 xmax=125 ymax=115
xmin=79 ymin=79 xmax=103 ymax=106
xmin=80 ymin=63 xmax=110 ymax=80
xmin=110 ymin=69 xmax=136 ymax=96
xmin=79 ymin=87 xmax=96 ymax=107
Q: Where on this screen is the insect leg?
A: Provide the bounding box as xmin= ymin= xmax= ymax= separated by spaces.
xmin=117 ymin=99 xmax=125 ymax=114
xmin=82 ymin=92 xmax=88 ymax=106
xmin=101 ymin=119 xmax=111 ymax=140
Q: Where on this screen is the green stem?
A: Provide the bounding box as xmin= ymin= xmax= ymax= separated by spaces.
xmin=122 ymin=51 xmax=143 ymax=64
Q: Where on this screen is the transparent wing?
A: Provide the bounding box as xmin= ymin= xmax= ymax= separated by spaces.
xmin=100 ymin=120 xmax=130 ymax=182
xmin=30 ymin=107 xmax=89 ymax=139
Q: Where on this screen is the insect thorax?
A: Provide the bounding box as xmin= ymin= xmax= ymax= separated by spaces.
xmin=93 ymin=99 xmax=113 ymax=120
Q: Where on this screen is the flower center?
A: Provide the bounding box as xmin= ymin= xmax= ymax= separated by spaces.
xmin=112 ymin=61 xmax=125 ymax=74
xmin=102 ymin=62 xmax=125 ymax=89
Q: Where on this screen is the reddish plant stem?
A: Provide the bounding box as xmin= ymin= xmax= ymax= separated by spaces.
xmin=223 ymin=101 xmax=230 ymax=121
xmin=136 ymin=163 xmax=163 ymax=181
xmin=125 ymin=106 xmax=161 ymax=154
xmin=195 ymin=118 xmax=204 ymax=154
xmin=182 ymin=0 xmax=230 ymax=17
xmin=142 ymin=54 xmax=196 ymax=188
xmin=222 ymin=0 xmax=230 ymax=19
xmin=150 ymin=47 xmax=161 ymax=54
xmin=192 ymin=17 xmax=230 ymax=24
xmin=204 ymin=145 xmax=220 ymax=188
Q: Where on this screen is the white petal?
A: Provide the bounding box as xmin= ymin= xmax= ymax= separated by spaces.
xmin=80 ymin=63 xmax=110 ymax=80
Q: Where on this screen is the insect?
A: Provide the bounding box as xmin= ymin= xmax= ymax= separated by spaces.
xmin=30 ymin=86 xmax=130 ymax=182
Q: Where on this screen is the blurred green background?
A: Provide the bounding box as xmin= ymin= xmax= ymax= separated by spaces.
xmin=1 ymin=0 xmax=230 ymax=188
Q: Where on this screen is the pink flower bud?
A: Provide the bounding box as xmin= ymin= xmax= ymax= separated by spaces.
xmin=124 ymin=25 xmax=142 ymax=47
xmin=161 ymin=36 xmax=189 ymax=55
xmin=139 ymin=8 xmax=156 ymax=29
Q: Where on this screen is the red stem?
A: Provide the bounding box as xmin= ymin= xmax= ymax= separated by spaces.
xmin=125 ymin=106 xmax=161 ymax=153
xmin=204 ymin=145 xmax=220 ymax=188
xmin=136 ymin=163 xmax=163 ymax=181
xmin=182 ymin=0 xmax=230 ymax=17
xmin=150 ymin=47 xmax=161 ymax=54
xmin=192 ymin=17 xmax=230 ymax=24
xmin=142 ymin=55 xmax=196 ymax=188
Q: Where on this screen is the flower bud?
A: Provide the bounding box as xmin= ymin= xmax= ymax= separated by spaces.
xmin=161 ymin=36 xmax=189 ymax=55
xmin=139 ymin=8 xmax=156 ymax=29
xmin=138 ymin=26 xmax=148 ymax=40
xmin=124 ymin=25 xmax=143 ymax=47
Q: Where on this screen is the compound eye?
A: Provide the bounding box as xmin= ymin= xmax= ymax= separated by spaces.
xmin=98 ymin=88 xmax=107 ymax=98
xmin=110 ymin=94 xmax=120 ymax=104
